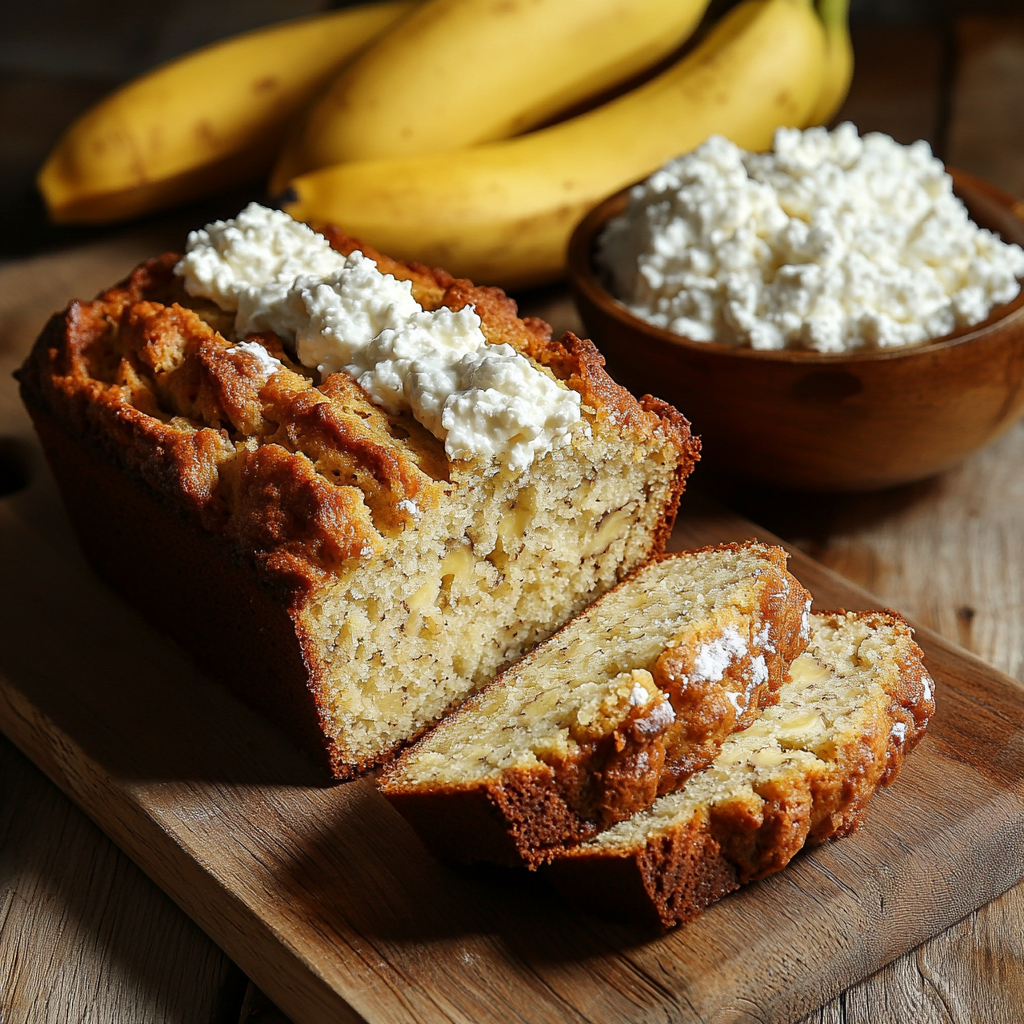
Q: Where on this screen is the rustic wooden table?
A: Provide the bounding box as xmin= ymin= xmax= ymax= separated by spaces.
xmin=1 ymin=16 xmax=1023 ymax=1024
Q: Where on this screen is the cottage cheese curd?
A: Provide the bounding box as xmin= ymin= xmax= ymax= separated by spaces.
xmin=176 ymin=204 xmax=580 ymax=470
xmin=596 ymin=124 xmax=1024 ymax=352
xmin=177 ymin=202 xmax=347 ymax=313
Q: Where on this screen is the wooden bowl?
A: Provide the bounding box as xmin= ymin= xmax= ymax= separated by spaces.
xmin=567 ymin=169 xmax=1024 ymax=491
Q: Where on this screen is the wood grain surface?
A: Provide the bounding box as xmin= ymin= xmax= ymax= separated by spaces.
xmin=2 ymin=200 xmax=1023 ymax=1024
xmin=0 ymin=741 xmax=246 ymax=1024
xmin=0 ymin=229 xmax=245 ymax=1024
xmin=1 ymin=398 xmax=1023 ymax=1024
xmin=796 ymin=18 xmax=1024 ymax=1020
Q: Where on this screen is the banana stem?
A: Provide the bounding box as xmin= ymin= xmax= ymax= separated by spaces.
xmin=817 ymin=0 xmax=849 ymax=30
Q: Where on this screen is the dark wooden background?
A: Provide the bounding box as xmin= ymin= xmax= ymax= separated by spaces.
xmin=2 ymin=0 xmax=1022 ymax=259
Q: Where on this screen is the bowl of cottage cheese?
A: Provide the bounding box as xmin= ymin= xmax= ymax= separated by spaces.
xmin=567 ymin=124 xmax=1024 ymax=491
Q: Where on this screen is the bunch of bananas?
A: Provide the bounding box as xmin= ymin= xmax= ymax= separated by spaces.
xmin=39 ymin=0 xmax=852 ymax=288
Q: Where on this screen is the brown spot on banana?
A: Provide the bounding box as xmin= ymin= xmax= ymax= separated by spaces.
xmin=195 ymin=120 xmax=219 ymax=148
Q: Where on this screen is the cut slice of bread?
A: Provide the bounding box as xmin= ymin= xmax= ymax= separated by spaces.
xmin=545 ymin=610 xmax=935 ymax=929
xmin=379 ymin=543 xmax=812 ymax=866
xmin=18 ymin=233 xmax=698 ymax=779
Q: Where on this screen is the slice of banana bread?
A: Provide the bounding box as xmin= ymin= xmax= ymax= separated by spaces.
xmin=18 ymin=215 xmax=698 ymax=779
xmin=379 ymin=543 xmax=811 ymax=865
xmin=545 ymin=610 xmax=935 ymax=928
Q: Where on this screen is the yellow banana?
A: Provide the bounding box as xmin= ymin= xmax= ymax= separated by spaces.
xmin=806 ymin=0 xmax=853 ymax=125
xmin=271 ymin=0 xmax=713 ymax=191
xmin=39 ymin=2 xmax=416 ymax=225
xmin=281 ymin=0 xmax=826 ymax=289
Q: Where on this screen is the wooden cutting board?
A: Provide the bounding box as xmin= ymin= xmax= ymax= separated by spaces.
xmin=1 ymin=451 xmax=1022 ymax=1024
xmin=0 ymin=241 xmax=1022 ymax=1024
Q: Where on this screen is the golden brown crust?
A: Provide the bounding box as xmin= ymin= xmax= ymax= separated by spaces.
xmin=653 ymin=552 xmax=810 ymax=794
xmin=638 ymin=394 xmax=700 ymax=557
xmin=802 ymin=609 xmax=934 ymax=842
xmin=542 ymin=691 xmax=675 ymax=828
xmin=17 ymin=227 xmax=698 ymax=779
xmin=19 ymin=238 xmax=697 ymax=601
xmin=540 ymin=816 xmax=740 ymax=931
xmin=20 ymin=394 xmax=349 ymax=777
xmin=321 ymin=229 xmax=700 ymax=547
xmin=18 ymin=258 xmax=397 ymax=601
xmin=545 ymin=610 xmax=935 ymax=929
xmin=379 ymin=543 xmax=810 ymax=866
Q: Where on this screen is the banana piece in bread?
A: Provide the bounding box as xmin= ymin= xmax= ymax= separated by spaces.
xmin=379 ymin=543 xmax=811 ymax=865
xmin=17 ymin=216 xmax=698 ymax=779
xmin=546 ymin=610 xmax=935 ymax=928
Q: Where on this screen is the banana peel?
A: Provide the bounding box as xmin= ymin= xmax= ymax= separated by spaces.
xmin=281 ymin=0 xmax=827 ymax=289
xmin=39 ymin=2 xmax=415 ymax=224
xmin=806 ymin=0 xmax=854 ymax=125
xmin=271 ymin=0 xmax=713 ymax=191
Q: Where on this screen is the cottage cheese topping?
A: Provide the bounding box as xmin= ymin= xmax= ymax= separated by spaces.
xmin=597 ymin=124 xmax=1024 ymax=352
xmin=350 ymin=304 xmax=580 ymax=470
xmin=751 ymin=653 xmax=768 ymax=686
xmin=176 ymin=205 xmax=580 ymax=470
xmin=286 ymin=260 xmax=421 ymax=374
xmin=629 ymin=682 xmax=652 ymax=706
xmin=692 ymin=626 xmax=748 ymax=683
xmin=639 ymin=699 xmax=677 ymax=736
xmin=177 ymin=203 xmax=347 ymax=313
xmin=231 ymin=340 xmax=282 ymax=381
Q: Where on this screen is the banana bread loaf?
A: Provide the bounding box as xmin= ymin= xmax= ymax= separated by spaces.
xmin=545 ymin=610 xmax=935 ymax=928
xmin=17 ymin=206 xmax=698 ymax=778
xmin=379 ymin=543 xmax=811 ymax=866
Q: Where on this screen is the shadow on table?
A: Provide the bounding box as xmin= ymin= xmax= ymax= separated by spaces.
xmin=693 ymin=470 xmax=945 ymax=552
xmin=0 ymin=463 xmax=327 ymax=789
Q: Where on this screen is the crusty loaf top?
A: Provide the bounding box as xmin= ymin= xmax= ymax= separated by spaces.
xmin=18 ymin=230 xmax=697 ymax=607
